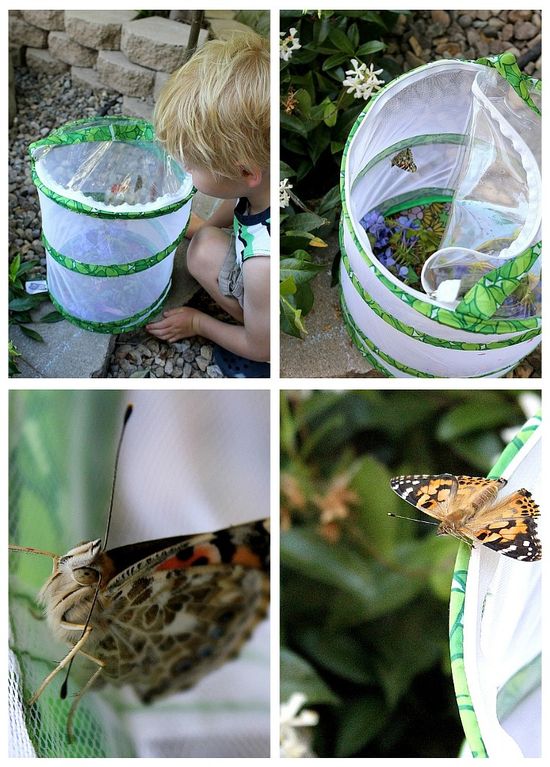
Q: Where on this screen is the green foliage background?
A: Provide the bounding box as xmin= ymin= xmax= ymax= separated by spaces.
xmin=280 ymin=389 xmax=535 ymax=757
xmin=280 ymin=11 xmax=403 ymax=336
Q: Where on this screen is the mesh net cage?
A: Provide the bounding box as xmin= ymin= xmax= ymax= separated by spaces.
xmin=29 ymin=116 xmax=195 ymax=333
xmin=449 ymin=410 xmax=541 ymax=758
xmin=8 ymin=391 xmax=270 ymax=758
xmin=340 ymin=53 xmax=541 ymax=378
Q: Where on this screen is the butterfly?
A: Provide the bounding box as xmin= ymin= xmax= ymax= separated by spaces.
xmin=9 ymin=405 xmax=270 ymax=742
xmin=389 ymin=474 xmax=541 ymax=561
xmin=390 ymin=147 xmax=417 ymax=173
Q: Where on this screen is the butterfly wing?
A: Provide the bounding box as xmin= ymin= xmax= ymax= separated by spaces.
xmin=467 ymin=489 xmax=541 ymax=561
xmin=390 ymin=148 xmax=417 ymax=173
xmin=390 ymin=473 xmax=459 ymax=520
xmin=97 ymin=520 xmax=269 ymax=700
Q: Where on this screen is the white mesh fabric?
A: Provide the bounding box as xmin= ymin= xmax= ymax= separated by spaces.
xmin=38 ymin=192 xmax=191 ymax=324
xmin=347 ymin=62 xmax=480 ymax=225
xmin=462 ymin=428 xmax=541 ymax=757
xmin=9 ymin=650 xmax=37 ymax=757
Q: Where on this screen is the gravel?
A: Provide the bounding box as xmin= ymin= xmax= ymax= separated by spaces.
xmin=387 ymin=9 xmax=541 ymax=79
xmin=9 ymin=66 xmax=223 ymax=378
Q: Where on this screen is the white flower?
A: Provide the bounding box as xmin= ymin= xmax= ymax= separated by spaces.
xmin=280 ymin=178 xmax=293 ymax=208
xmin=342 ymin=59 xmax=384 ymax=100
xmin=280 ymin=28 xmax=302 ymax=61
xmin=280 ymin=693 xmax=319 ymax=758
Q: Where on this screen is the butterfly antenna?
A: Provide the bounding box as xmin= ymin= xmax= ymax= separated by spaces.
xmin=387 ymin=512 xmax=438 ymax=526
xmin=60 ymin=403 xmax=134 ymax=702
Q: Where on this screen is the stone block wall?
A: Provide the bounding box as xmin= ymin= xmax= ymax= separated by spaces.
xmin=9 ymin=10 xmax=247 ymax=122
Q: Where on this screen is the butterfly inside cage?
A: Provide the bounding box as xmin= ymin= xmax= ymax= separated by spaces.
xmin=389 ymin=473 xmax=541 ymax=562
xmin=9 ymin=405 xmax=270 ymax=742
xmin=390 ymin=147 xmax=417 ymax=173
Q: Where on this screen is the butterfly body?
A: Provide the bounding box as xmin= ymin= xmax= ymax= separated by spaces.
xmin=37 ymin=520 xmax=269 ymax=704
xmin=390 ymin=147 xmax=417 ymax=173
xmin=390 ymin=474 xmax=541 ymax=561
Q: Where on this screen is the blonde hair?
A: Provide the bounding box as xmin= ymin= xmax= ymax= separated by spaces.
xmin=154 ymin=30 xmax=270 ymax=181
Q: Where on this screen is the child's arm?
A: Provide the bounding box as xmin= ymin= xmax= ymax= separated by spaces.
xmin=193 ymin=258 xmax=270 ymax=361
xmin=186 ymin=199 xmax=236 ymax=238
xmin=146 ymin=258 xmax=270 ymax=362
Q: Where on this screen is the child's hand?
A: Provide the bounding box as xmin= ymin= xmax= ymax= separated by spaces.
xmin=146 ymin=307 xmax=200 ymax=343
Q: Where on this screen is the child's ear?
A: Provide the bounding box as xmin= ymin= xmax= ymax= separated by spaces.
xmin=240 ymin=165 xmax=263 ymax=189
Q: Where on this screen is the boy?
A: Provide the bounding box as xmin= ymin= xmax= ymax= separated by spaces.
xmin=147 ymin=30 xmax=270 ymax=375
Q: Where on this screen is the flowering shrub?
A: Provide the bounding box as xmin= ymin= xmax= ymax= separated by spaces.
xmin=280 ymin=11 xmax=403 ymax=336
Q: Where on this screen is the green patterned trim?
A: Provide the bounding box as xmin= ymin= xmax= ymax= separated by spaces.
xmin=340 ymin=59 xmax=541 ymax=335
xmin=449 ymin=412 xmax=541 ymax=757
xmin=487 ymin=411 xmax=541 ymax=480
xmin=341 ymin=294 xmax=517 ymax=378
xmin=352 ymin=133 xmax=466 ymax=188
xmin=455 ymin=242 xmax=541 ymax=320
xmin=449 ymin=549 xmax=489 ymax=758
xmin=381 ymin=190 xmax=454 ymax=217
xmin=476 ymin=53 xmax=541 ymax=116
xmin=49 ymin=281 xmax=171 ymax=334
xmin=29 ymin=115 xmax=154 ymax=151
xmin=340 ymin=219 xmax=541 ymax=350
xmin=43 ymin=225 xmax=187 ymax=278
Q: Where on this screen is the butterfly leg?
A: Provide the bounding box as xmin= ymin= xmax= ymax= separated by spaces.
xmin=66 ymin=659 xmax=105 ymax=744
xmin=28 ymin=625 xmax=93 ymax=706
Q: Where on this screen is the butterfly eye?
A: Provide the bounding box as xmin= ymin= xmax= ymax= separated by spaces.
xmin=72 ymin=567 xmax=100 ymax=586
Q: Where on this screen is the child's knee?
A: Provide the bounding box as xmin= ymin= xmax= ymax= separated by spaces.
xmin=187 ymin=226 xmax=228 ymax=279
xmin=186 ymin=226 xmax=213 ymax=277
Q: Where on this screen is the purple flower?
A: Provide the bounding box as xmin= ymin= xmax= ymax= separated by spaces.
xmin=360 ymin=210 xmax=384 ymax=230
xmin=394 ymin=215 xmax=420 ymax=233
xmin=398 ymin=265 xmax=409 ymax=278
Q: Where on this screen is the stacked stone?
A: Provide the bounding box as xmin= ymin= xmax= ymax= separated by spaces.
xmin=9 ymin=10 xmax=212 ymax=121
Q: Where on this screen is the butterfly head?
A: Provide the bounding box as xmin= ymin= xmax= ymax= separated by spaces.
xmin=58 ymin=539 xmax=104 ymax=586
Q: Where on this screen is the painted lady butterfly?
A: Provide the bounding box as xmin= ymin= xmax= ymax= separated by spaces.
xmin=9 ymin=406 xmax=270 ymax=741
xmin=390 ymin=474 xmax=541 ymax=562
xmin=390 ymin=147 xmax=417 ymax=173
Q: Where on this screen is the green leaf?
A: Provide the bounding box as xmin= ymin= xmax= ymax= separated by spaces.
xmin=356 ymin=40 xmax=386 ymax=57
xmin=280 ymin=257 xmax=324 ymax=286
xmin=9 ymin=297 xmax=40 ymax=312
xmin=38 ymin=311 xmax=64 ymax=324
xmin=322 ymin=52 xmax=350 ymax=71
xmin=294 ymin=88 xmax=312 ymax=119
xmin=351 ymin=454 xmax=400 ymax=556
xmin=280 ymin=111 xmax=309 ymax=138
xmin=280 ymin=647 xmax=339 ymax=705
xmin=297 ymin=627 xmax=375 ymax=684
xmin=317 ymin=184 xmax=342 ymax=216
xmin=436 ymin=402 xmax=517 ymax=441
xmin=281 ymin=527 xmax=381 ymax=611
xmin=280 ymin=160 xmax=296 ymax=179
xmin=283 ymin=212 xmax=328 ymax=232
xmin=19 ymin=325 xmax=44 ymax=342
xmin=335 ymin=695 xmax=388 ymax=756
xmin=280 ymin=296 xmax=306 ymax=337
xmin=323 ymin=100 xmax=339 ymax=127
xmin=279 ymin=275 xmax=297 ymax=296
xmin=327 ymin=26 xmax=355 ymax=55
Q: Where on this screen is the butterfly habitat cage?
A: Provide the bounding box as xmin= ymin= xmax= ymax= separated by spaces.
xmin=9 ymin=390 xmax=270 ymax=758
xmin=449 ymin=409 xmax=541 ymax=757
xmin=340 ymin=53 xmax=541 ymax=377
xmin=29 ymin=116 xmax=195 ymax=333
